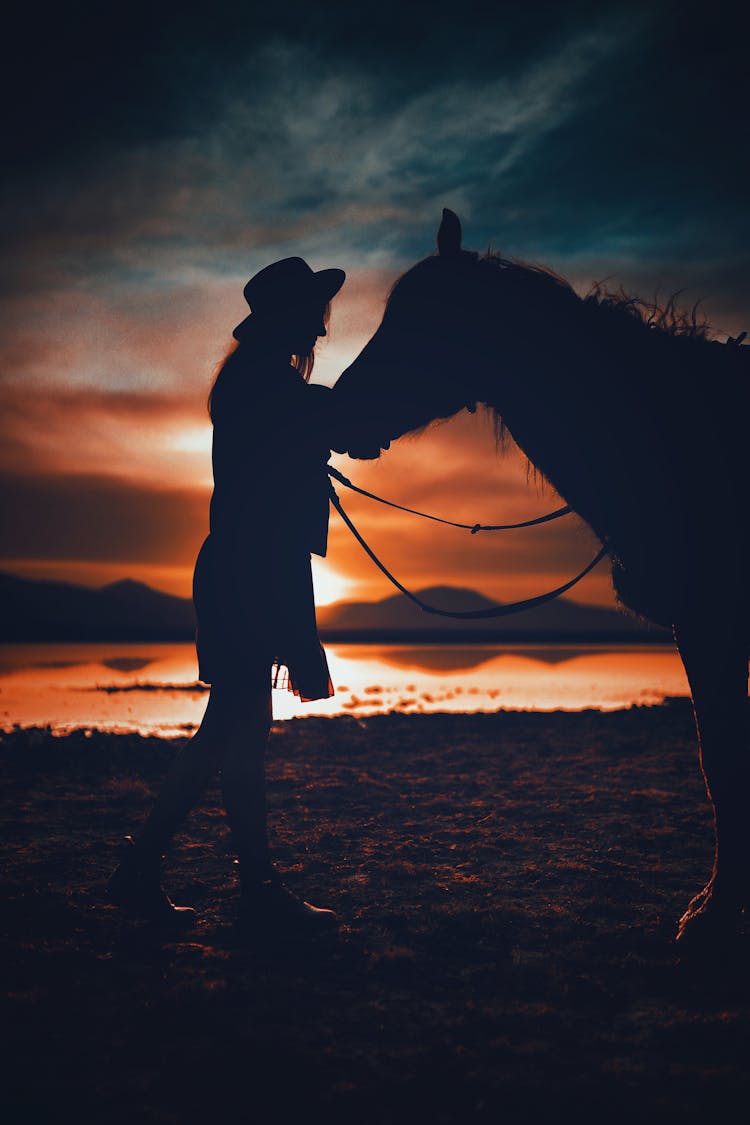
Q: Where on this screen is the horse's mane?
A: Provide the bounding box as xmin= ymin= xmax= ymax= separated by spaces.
xmin=384 ymin=248 xmax=747 ymax=454
xmin=387 ymin=248 xmax=730 ymax=350
xmin=477 ymin=249 xmax=715 ymax=343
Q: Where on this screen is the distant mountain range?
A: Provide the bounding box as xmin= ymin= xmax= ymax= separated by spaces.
xmin=316 ymin=584 xmax=667 ymax=642
xmin=0 ymin=574 xmax=196 ymax=641
xmin=0 ymin=572 xmax=668 ymax=643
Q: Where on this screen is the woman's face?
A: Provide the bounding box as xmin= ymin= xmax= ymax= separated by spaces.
xmin=285 ymin=304 xmax=327 ymax=356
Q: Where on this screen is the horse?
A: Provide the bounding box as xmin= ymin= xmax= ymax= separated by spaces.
xmin=330 ymin=209 xmax=749 ymax=948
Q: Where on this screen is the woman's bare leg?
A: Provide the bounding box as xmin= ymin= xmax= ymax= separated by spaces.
xmin=127 ymin=688 xmax=228 ymax=867
xmin=107 ymin=697 xmax=224 ymax=919
xmin=110 ymin=669 xmax=337 ymax=932
xmin=219 ymin=682 xmax=273 ymax=883
xmin=114 ymin=673 xmax=272 ymax=871
xmin=217 ymin=679 xmax=338 ymax=935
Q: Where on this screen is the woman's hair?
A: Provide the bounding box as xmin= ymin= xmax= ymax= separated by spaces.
xmin=293 ymin=301 xmax=331 ymax=381
xmin=207 ymin=301 xmax=331 ymax=420
xmin=207 ymin=343 xmax=238 ymax=422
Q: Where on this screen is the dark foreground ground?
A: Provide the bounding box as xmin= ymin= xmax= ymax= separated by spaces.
xmin=2 ymin=704 xmax=749 ymax=1124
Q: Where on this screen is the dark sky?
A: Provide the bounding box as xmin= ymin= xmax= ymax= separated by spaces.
xmin=1 ymin=0 xmax=748 ymax=602
xmin=5 ymin=1 xmax=748 ymax=276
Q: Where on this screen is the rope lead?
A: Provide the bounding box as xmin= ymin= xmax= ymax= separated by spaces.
xmin=326 ymin=464 xmax=572 ymax=531
xmin=328 ymin=481 xmax=608 ymax=620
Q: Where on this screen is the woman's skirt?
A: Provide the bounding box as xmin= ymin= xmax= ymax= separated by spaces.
xmin=192 ymin=534 xmax=333 ymax=702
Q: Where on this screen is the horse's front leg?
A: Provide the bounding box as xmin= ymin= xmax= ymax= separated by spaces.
xmin=673 ymin=616 xmax=749 ymax=947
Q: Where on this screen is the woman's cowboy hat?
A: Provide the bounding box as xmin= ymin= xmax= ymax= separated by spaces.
xmin=233 ymin=257 xmax=346 ymax=340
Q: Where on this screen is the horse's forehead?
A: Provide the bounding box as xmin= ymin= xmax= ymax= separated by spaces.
xmin=391 ymin=256 xmax=477 ymax=304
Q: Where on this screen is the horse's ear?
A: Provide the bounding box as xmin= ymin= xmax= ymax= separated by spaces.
xmin=437 ymin=209 xmax=462 ymax=256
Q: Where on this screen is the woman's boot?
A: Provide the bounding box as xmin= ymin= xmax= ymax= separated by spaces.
xmin=107 ymin=837 xmax=197 ymax=926
xmin=237 ymin=870 xmax=338 ymax=940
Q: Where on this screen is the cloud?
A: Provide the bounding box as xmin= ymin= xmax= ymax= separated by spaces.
xmin=1 ymin=19 xmax=626 ymax=287
xmin=0 ymin=471 xmax=208 ymax=565
xmin=325 ymin=503 xmax=609 ymax=606
xmin=1 ymin=3 xmax=745 ymax=609
xmin=327 ymin=409 xmax=609 ymax=604
xmin=0 ymin=384 xmax=213 ymax=489
xmin=0 ymin=398 xmax=611 ymax=606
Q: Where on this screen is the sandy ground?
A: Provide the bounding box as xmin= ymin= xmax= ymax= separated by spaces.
xmin=2 ymin=703 xmax=749 ymax=1124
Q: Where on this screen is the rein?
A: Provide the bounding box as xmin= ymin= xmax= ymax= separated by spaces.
xmin=327 ymin=471 xmax=608 ymax=620
xmin=326 ymin=465 xmax=571 ymax=531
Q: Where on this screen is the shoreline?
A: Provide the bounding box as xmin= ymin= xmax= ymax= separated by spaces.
xmin=0 ymin=694 xmax=694 ymax=739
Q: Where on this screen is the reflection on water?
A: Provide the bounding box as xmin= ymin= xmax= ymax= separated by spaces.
xmin=377 ymin=645 xmax=630 ymax=673
xmin=100 ymin=657 xmax=156 ymax=674
xmin=379 ymin=647 xmax=504 ymax=673
xmin=0 ymin=641 xmax=689 ymax=737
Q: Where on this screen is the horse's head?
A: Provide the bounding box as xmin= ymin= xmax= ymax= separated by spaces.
xmin=331 ymin=210 xmax=494 ymax=459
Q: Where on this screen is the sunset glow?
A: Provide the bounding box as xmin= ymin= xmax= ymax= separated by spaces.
xmin=0 ymin=642 xmax=690 ymax=735
xmin=2 ymin=12 xmax=747 ymax=1122
xmin=311 ymin=557 xmax=357 ymax=606
xmin=167 ymin=424 xmax=213 ymax=456
xmin=1 ymin=8 xmax=745 ymax=618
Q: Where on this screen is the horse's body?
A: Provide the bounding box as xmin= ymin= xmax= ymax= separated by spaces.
xmin=331 ymin=210 xmax=749 ymax=946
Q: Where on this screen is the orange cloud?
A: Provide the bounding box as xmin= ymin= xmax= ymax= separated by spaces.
xmin=0 ymin=472 xmax=208 ymax=565
xmin=328 ymin=408 xmax=610 ymax=606
xmin=1 ymin=263 xmax=616 ymax=608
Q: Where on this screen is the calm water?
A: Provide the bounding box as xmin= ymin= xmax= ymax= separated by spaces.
xmin=0 ymin=642 xmax=689 ymax=737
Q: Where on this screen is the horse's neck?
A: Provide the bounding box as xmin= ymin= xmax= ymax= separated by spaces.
xmin=482 ymin=325 xmax=640 ymax=541
xmin=483 ymin=319 xmax=592 ymax=458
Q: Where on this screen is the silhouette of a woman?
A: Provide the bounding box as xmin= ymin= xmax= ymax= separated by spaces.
xmin=109 ymin=257 xmax=344 ymax=935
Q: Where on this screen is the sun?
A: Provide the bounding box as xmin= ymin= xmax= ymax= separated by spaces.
xmin=311 ymin=558 xmax=356 ymax=607
xmin=169 ymin=425 xmax=213 ymax=454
